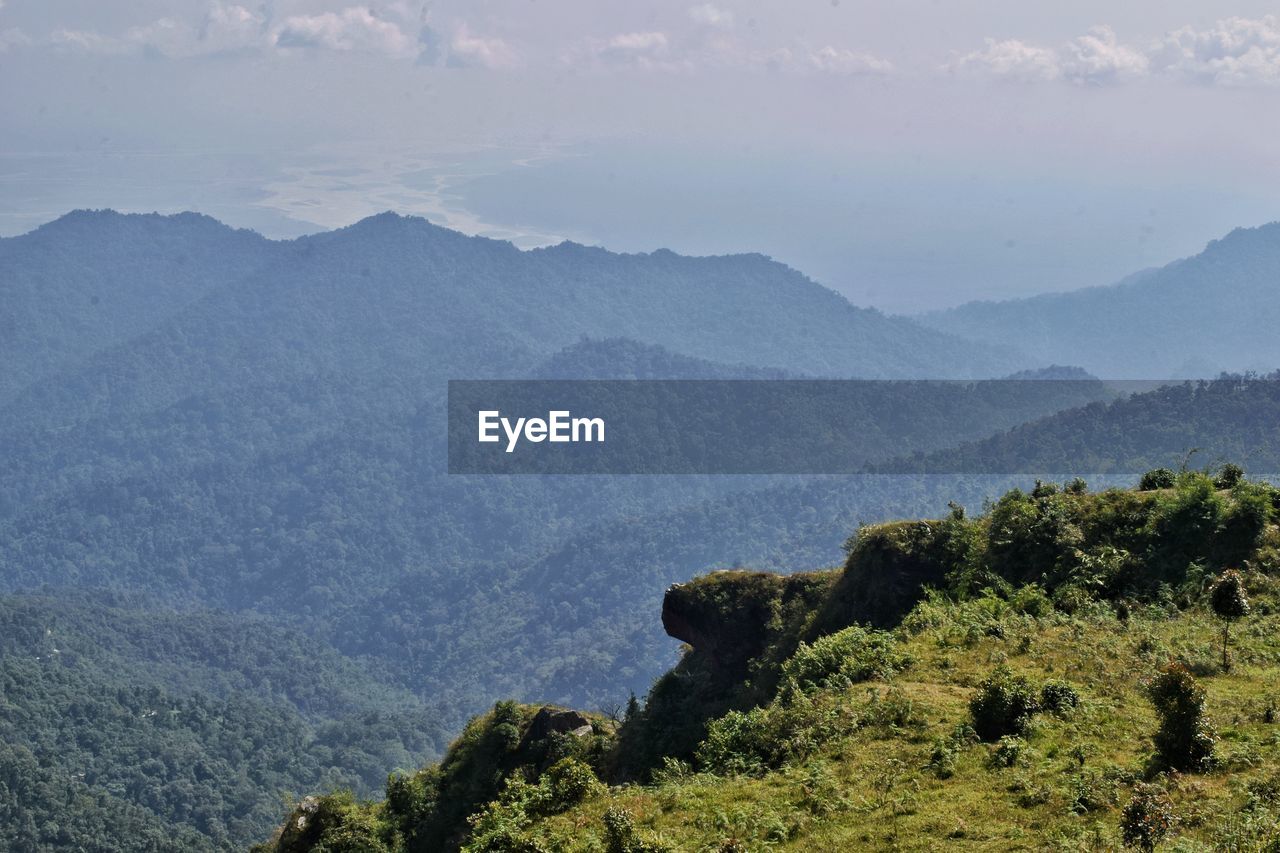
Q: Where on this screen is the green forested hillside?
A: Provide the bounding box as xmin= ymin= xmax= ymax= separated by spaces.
xmin=870 ymin=374 xmax=1280 ymax=476
xmin=5 ymin=212 xmax=1280 ymax=850
xmin=0 ymin=211 xmax=274 ymax=404
xmin=261 ymin=470 xmax=1280 ymax=851
xmin=0 ymin=592 xmax=445 ymax=851
xmin=0 ymin=210 xmax=1039 ymax=851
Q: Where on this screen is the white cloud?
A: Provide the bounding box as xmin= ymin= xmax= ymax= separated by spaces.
xmin=1061 ymin=25 xmax=1148 ymax=85
xmin=954 ymin=25 xmax=1146 ymax=85
xmin=806 ymin=45 xmax=893 ymax=76
xmin=448 ymin=25 xmax=516 ymax=69
xmin=274 ymin=6 xmax=416 ymax=58
xmin=577 ymin=31 xmax=676 ymax=69
xmin=199 ymin=3 xmax=265 ymax=52
xmin=688 ymin=4 xmax=733 ymax=30
xmin=605 ymin=31 xmax=669 ymax=54
xmin=45 ymin=2 xmax=264 ymax=58
xmin=568 ymin=30 xmax=892 ymax=77
xmin=50 ymin=28 xmax=120 ymax=53
xmin=953 ymin=37 xmax=1060 ymax=82
xmin=1151 ymin=16 xmax=1280 ymax=86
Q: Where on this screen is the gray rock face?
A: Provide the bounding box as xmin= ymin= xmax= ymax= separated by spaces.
xmin=526 ymin=707 xmax=594 ymax=741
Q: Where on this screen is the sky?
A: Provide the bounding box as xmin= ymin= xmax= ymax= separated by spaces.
xmin=2 ymin=1 xmax=1280 ymax=311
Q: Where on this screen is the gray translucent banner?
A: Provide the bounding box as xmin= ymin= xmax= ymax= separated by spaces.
xmin=445 ymin=378 xmax=1280 ymax=474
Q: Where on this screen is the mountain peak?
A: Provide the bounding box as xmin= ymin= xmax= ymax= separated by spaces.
xmin=1201 ymin=220 xmax=1280 ymax=258
xmin=30 ymin=209 xmax=250 ymax=241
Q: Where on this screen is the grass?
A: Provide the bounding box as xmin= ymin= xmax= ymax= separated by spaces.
xmin=523 ymin=601 xmax=1280 ymax=851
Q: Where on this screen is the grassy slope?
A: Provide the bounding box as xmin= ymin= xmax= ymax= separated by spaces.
xmin=260 ymin=476 xmax=1280 ymax=851
xmin=531 ymin=603 xmax=1280 ymax=850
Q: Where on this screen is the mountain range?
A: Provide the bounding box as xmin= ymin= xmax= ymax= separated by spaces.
xmin=4 ymin=210 xmax=1280 ymax=848
xmin=917 ymin=222 xmax=1280 ymax=377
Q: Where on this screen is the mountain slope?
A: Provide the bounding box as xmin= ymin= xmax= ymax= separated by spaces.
xmin=0 ymin=210 xmax=275 ymax=403
xmin=259 ymin=473 xmax=1280 ymax=852
xmin=869 ymin=374 xmax=1280 ymax=475
xmin=0 ymin=591 xmax=444 ymax=851
xmin=0 ymin=211 xmax=1022 ymax=440
xmin=917 ymin=223 xmax=1280 ymax=377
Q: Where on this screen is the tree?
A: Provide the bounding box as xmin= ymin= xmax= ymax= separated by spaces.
xmin=1209 ymin=570 xmax=1250 ymax=672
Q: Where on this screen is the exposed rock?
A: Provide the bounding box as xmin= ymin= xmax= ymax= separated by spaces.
xmin=526 ymin=707 xmax=594 ymax=741
xmin=661 ymin=570 xmax=835 ymax=677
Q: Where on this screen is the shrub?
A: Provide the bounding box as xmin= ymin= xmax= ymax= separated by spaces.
xmin=1066 ymin=477 xmax=1089 ymax=495
xmin=696 ymin=708 xmax=775 ymax=775
xmin=989 ymin=735 xmax=1026 ymax=769
xmin=541 ymin=758 xmax=603 ymax=812
xmin=464 ymin=760 xmax=603 ymax=852
xmin=928 ymin=724 xmax=977 ymax=779
xmin=1217 ymin=482 xmax=1274 ymax=565
xmin=779 ymin=626 xmax=909 ymax=698
xmin=274 ymin=793 xmax=389 ymax=853
xmin=969 ymin=666 xmax=1040 ymax=741
xmin=1139 ymin=469 xmax=1177 ymax=491
xmin=1009 ymin=584 xmax=1053 ymax=617
xmin=985 ymin=490 xmax=1083 ymax=586
xmin=602 ymin=807 xmax=671 ymax=853
xmin=1121 ymin=783 xmax=1174 ymax=851
xmin=1146 ymin=475 xmax=1225 ymax=584
xmin=1214 ymin=463 xmax=1245 ymax=490
xmin=1032 ymin=480 xmax=1059 ymax=499
xmin=1147 ymin=664 xmax=1216 ymax=772
xmin=1040 ymin=680 xmax=1081 ymax=715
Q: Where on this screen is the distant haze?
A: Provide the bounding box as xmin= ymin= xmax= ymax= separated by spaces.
xmin=3 ymin=1 xmax=1280 ymax=311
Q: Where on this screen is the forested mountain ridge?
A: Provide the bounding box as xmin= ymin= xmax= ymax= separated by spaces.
xmin=0 ymin=210 xmax=275 ymax=404
xmin=0 ymin=209 xmax=1021 ymax=440
xmin=868 ymin=373 xmax=1280 ymax=475
xmin=0 ymin=209 xmax=1036 ymax=850
xmin=917 ymin=222 xmax=1280 ymax=377
xmin=7 ymin=210 xmax=1280 ymax=850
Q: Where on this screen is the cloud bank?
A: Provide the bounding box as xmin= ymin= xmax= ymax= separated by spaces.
xmin=13 ymin=4 xmax=1280 ymax=88
xmin=955 ymin=18 xmax=1280 ymax=86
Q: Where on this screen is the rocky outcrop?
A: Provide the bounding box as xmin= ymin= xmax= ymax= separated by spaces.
xmin=526 ymin=707 xmax=594 ymax=741
xmin=661 ymin=569 xmax=836 ymax=678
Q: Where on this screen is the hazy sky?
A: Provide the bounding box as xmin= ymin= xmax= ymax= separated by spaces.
xmin=3 ymin=1 xmax=1280 ymax=311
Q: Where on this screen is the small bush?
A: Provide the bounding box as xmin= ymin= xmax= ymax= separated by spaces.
xmin=928 ymin=723 xmax=977 ymax=779
xmin=1121 ymin=783 xmax=1174 ymax=851
xmin=1139 ymin=468 xmax=1177 ymax=491
xmin=969 ymin=666 xmax=1040 ymax=741
xmin=541 ymin=758 xmax=603 ymax=812
xmin=1069 ymin=770 xmax=1119 ymax=814
xmin=696 ymin=694 xmax=859 ymax=775
xmin=779 ymin=626 xmax=910 ymax=698
xmin=1040 ymin=680 xmax=1082 ymax=715
xmin=601 ymin=806 xmax=672 ymax=853
xmin=1214 ymin=463 xmax=1245 ymax=490
xmin=1147 ymin=664 xmax=1216 ymax=772
xmin=1009 ymin=584 xmax=1054 ymax=617
xmin=989 ymin=735 xmax=1026 ymax=769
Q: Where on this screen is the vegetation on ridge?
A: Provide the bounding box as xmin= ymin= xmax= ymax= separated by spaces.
xmin=259 ymin=466 xmax=1280 ymax=851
